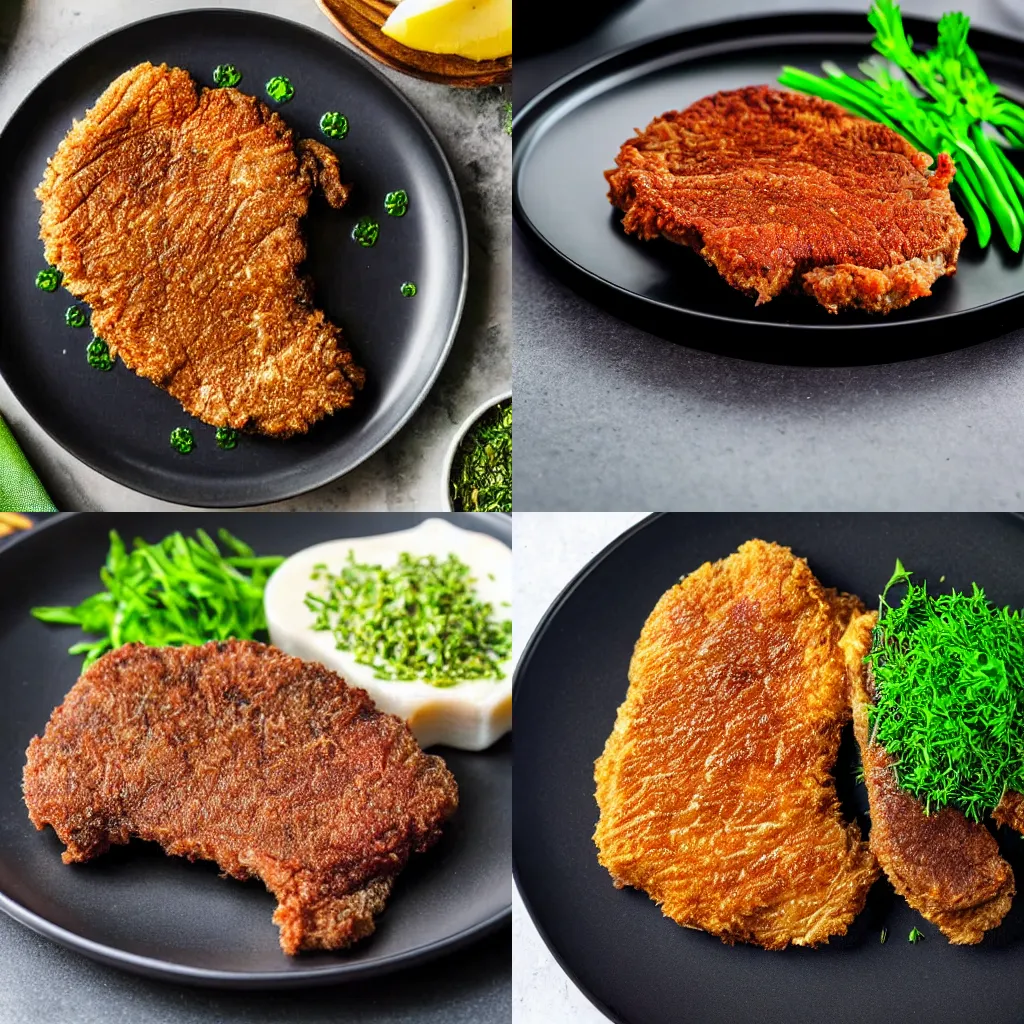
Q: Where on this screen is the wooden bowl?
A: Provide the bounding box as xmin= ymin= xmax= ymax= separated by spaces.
xmin=317 ymin=0 xmax=511 ymax=87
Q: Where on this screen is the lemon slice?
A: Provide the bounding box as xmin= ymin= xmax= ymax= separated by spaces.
xmin=381 ymin=0 xmax=512 ymax=62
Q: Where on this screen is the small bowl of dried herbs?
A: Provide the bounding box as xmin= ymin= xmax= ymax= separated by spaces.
xmin=443 ymin=391 xmax=511 ymax=512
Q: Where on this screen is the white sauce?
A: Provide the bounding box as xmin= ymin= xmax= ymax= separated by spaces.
xmin=264 ymin=518 xmax=512 ymax=750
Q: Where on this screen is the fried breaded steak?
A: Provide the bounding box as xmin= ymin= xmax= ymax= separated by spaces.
xmin=606 ymin=86 xmax=966 ymax=314
xmin=594 ymin=540 xmax=879 ymax=949
xmin=37 ymin=62 xmax=365 ymax=436
xmin=23 ymin=640 xmax=458 ymax=955
xmin=842 ymin=611 xmax=1014 ymax=944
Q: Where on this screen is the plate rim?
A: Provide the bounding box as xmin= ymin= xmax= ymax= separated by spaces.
xmin=0 ymin=511 xmax=511 ymax=989
xmin=0 ymin=7 xmax=469 ymax=509
xmin=511 ymin=511 xmax=1024 ymax=1024
xmin=511 ymin=11 xmax=1024 ymax=344
xmin=511 ymin=511 xmax=658 ymax=1024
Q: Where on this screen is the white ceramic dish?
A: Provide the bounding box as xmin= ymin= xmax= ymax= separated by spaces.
xmin=264 ymin=517 xmax=513 ymax=750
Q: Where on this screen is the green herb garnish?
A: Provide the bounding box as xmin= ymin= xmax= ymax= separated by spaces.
xmin=265 ymin=75 xmax=294 ymax=103
xmin=400 ymin=281 xmax=417 ymax=297
xmin=65 ymin=305 xmax=86 ymax=328
xmin=86 ymin=337 xmax=113 ymax=371
xmin=909 ymin=927 xmax=924 ymax=943
xmin=450 ymin=400 xmax=511 ymax=513
xmin=320 ymin=111 xmax=349 ymax=139
xmin=779 ymin=1 xmax=1024 ymax=250
xmin=352 ymin=216 xmax=379 ymax=247
xmin=384 ymin=189 xmax=409 ymax=217
xmin=213 ymin=64 xmax=242 ymax=88
xmin=169 ymin=427 xmax=195 ymax=454
xmin=215 ymin=426 xmax=239 ymax=450
xmin=31 ymin=529 xmax=284 ymax=668
xmin=880 ymin=927 xmax=888 ymax=944
xmin=36 ymin=267 xmax=62 ymax=292
xmin=502 ymin=99 xmax=513 ymax=135
xmin=867 ymin=558 xmax=1024 ymax=820
xmin=305 ymin=551 xmax=511 ymax=685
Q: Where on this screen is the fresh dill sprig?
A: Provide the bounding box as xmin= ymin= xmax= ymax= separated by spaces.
xmin=866 ymin=559 xmax=1024 ymax=820
xmin=909 ymin=927 xmax=924 ymax=943
xmin=779 ymin=0 xmax=1024 ymax=250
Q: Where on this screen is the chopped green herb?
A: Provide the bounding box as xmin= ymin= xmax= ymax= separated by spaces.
xmin=213 ymin=63 xmax=242 ymax=88
xmin=384 ymin=189 xmax=409 ymax=217
xmin=36 ymin=267 xmax=62 ymax=292
xmin=450 ymin=400 xmax=511 ymax=513
xmin=215 ymin=426 xmax=239 ymax=450
xmin=86 ymin=337 xmax=113 ymax=371
xmin=305 ymin=551 xmax=511 ymax=685
xmin=169 ymin=426 xmax=195 ymax=454
xmin=65 ymin=305 xmax=87 ymax=328
xmin=867 ymin=559 xmax=1024 ymax=820
xmin=908 ymin=927 xmax=924 ymax=943
xmin=320 ymin=111 xmax=349 ymax=138
xmin=400 ymin=281 xmax=417 ymax=297
xmin=502 ymin=99 xmax=513 ymax=135
xmin=779 ymin=1 xmax=1024 ymax=250
xmin=31 ymin=529 xmax=284 ymax=667
xmin=352 ymin=216 xmax=379 ymax=247
xmin=265 ymin=75 xmax=294 ymax=103
xmin=880 ymin=927 xmax=888 ymax=944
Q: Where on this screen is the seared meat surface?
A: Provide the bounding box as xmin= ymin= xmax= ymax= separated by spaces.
xmin=606 ymin=86 xmax=966 ymax=314
xmin=23 ymin=640 xmax=458 ymax=954
xmin=594 ymin=540 xmax=879 ymax=949
xmin=842 ymin=612 xmax=1014 ymax=944
xmin=37 ymin=62 xmax=364 ymax=436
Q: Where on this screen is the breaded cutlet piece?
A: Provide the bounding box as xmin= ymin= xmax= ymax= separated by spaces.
xmin=37 ymin=62 xmax=364 ymax=436
xmin=606 ymin=86 xmax=966 ymax=314
xmin=842 ymin=611 xmax=1014 ymax=944
xmin=23 ymin=640 xmax=458 ymax=954
xmin=594 ymin=539 xmax=879 ymax=949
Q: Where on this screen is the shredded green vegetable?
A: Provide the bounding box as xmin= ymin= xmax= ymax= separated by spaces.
xmin=31 ymin=529 xmax=284 ymax=667
xmin=867 ymin=559 xmax=1024 ymax=820
xmin=450 ymin=400 xmax=512 ymax=513
xmin=779 ymin=0 xmax=1024 ymax=250
xmin=305 ymin=551 xmax=511 ymax=685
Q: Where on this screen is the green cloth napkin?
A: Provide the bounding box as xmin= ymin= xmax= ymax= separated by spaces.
xmin=0 ymin=414 xmax=56 ymax=512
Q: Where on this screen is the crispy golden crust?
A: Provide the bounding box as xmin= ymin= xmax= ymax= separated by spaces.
xmin=37 ymin=62 xmax=364 ymax=437
xmin=994 ymin=790 xmax=1024 ymax=832
xmin=594 ymin=539 xmax=878 ymax=950
xmin=605 ymin=86 xmax=966 ymax=314
xmin=22 ymin=641 xmax=458 ymax=955
xmin=842 ymin=612 xmax=1014 ymax=944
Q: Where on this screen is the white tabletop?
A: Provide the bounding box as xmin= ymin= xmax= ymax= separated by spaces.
xmin=512 ymin=513 xmax=646 ymax=1024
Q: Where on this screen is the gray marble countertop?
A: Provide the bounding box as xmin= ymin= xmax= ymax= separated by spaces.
xmin=0 ymin=0 xmax=510 ymax=510
xmin=514 ymin=0 xmax=1024 ymax=512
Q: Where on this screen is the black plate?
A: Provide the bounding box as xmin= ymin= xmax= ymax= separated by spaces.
xmin=512 ymin=14 xmax=1024 ymax=364
xmin=0 ymin=512 xmax=509 ymax=988
xmin=0 ymin=12 xmax=466 ymax=506
xmin=514 ymin=513 xmax=1024 ymax=1024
